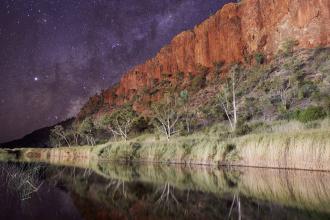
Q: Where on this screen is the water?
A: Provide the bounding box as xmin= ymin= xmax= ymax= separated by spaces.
xmin=0 ymin=162 xmax=329 ymax=220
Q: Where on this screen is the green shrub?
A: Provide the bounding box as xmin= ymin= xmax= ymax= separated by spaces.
xmin=277 ymin=104 xmax=289 ymax=116
xmin=242 ymin=66 xmax=264 ymax=92
xmin=223 ymin=143 xmax=240 ymax=161
xmin=199 ymin=101 xmax=224 ymax=121
xmin=292 ymin=106 xmax=326 ymax=123
xmin=298 ymin=81 xmax=319 ymax=99
xmin=293 ymin=69 xmax=306 ymax=84
xmin=254 ymin=52 xmax=265 ymax=65
xmin=284 ymin=57 xmax=303 ymax=72
xmin=240 ymin=97 xmax=262 ymax=120
xmin=280 ymin=38 xmax=299 ymax=56
xmin=224 ymin=143 xmax=236 ymax=155
xmin=235 ymin=121 xmax=252 ymax=136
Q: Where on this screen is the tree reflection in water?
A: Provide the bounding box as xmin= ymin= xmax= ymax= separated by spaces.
xmin=155 ymin=182 xmax=181 ymax=210
xmin=106 ymin=180 xmax=127 ymax=199
xmin=0 ymin=162 xmax=329 ymax=220
xmin=0 ymin=163 xmax=44 ymax=200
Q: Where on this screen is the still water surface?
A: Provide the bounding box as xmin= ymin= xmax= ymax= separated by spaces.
xmin=0 ymin=162 xmax=329 ymax=220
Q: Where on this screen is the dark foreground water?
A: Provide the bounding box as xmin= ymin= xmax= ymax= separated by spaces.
xmin=0 ymin=162 xmax=329 ymax=220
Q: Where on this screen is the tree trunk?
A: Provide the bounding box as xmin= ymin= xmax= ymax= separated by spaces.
xmin=232 ymin=74 xmax=237 ymax=131
xmin=237 ymin=195 xmax=241 ymax=220
xmin=63 ymin=137 xmax=71 ymax=147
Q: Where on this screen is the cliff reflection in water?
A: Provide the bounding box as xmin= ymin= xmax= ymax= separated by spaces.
xmin=0 ymin=162 xmax=329 ymax=220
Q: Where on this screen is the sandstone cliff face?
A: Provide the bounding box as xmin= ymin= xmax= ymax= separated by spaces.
xmin=79 ymin=0 xmax=330 ymax=118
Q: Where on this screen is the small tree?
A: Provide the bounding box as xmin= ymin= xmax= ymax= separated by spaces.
xmin=78 ymin=117 xmax=96 ymax=146
xmin=217 ymin=64 xmax=243 ymax=132
xmin=176 ymin=71 xmax=185 ymax=81
xmin=272 ymin=76 xmax=293 ymax=110
xmin=100 ymin=105 xmax=137 ymax=141
xmin=280 ymin=38 xmax=299 ymax=56
xmin=179 ymin=90 xmax=195 ymax=134
xmin=259 ymin=95 xmax=274 ymax=121
xmin=50 ymin=125 xmax=71 ymax=147
xmin=67 ymin=123 xmax=81 ymax=146
xmin=151 ymin=94 xmax=181 ymax=140
xmin=254 ymin=52 xmax=265 ymax=65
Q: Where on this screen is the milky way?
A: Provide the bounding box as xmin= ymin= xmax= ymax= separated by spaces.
xmin=0 ymin=0 xmax=232 ymax=142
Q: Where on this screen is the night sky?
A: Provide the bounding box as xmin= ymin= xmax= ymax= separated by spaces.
xmin=0 ymin=0 xmax=232 ymax=143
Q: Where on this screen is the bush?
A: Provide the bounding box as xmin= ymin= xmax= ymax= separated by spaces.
xmin=280 ymin=38 xmax=299 ymax=56
xmin=249 ymin=121 xmax=271 ymax=133
xmin=213 ymin=61 xmax=225 ymax=74
xmin=293 ymin=69 xmax=306 ymax=84
xmin=292 ymin=106 xmax=326 ymax=123
xmin=224 ymin=143 xmax=236 ymax=155
xmin=223 ymin=143 xmax=240 ymax=162
xmin=254 ymin=52 xmax=265 ymax=65
xmin=199 ymin=101 xmax=224 ymax=121
xmin=191 ymin=74 xmax=206 ymax=91
xmin=298 ymin=82 xmax=319 ymax=99
xmin=176 ymin=72 xmax=185 ymax=81
xmin=322 ymin=96 xmax=330 ymax=116
xmin=235 ymin=121 xmax=252 ymax=136
xmin=132 ymin=117 xmax=150 ymax=133
xmin=240 ymin=97 xmax=262 ymax=120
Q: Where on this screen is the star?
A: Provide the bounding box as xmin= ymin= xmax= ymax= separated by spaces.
xmin=112 ymin=42 xmax=121 ymax=49
xmin=34 ymin=77 xmax=39 ymax=81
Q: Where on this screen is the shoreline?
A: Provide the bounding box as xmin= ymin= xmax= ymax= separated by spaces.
xmin=1 ymin=128 xmax=329 ymax=172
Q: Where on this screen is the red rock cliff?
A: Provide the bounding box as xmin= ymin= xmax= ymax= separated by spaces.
xmin=79 ymin=0 xmax=330 ymax=118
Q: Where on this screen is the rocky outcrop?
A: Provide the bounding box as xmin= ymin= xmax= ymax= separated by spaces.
xmin=79 ymin=0 xmax=330 ymax=118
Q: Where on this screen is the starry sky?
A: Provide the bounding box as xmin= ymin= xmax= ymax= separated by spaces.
xmin=0 ymin=0 xmax=232 ymax=143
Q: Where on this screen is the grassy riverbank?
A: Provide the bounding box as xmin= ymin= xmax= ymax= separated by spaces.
xmin=97 ymin=125 xmax=330 ymax=171
xmin=6 ymin=120 xmax=327 ymax=171
xmin=2 ymin=119 xmax=329 ymax=171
